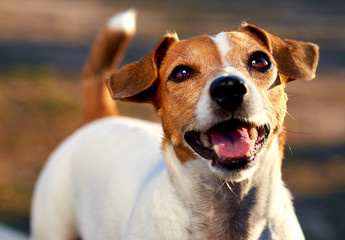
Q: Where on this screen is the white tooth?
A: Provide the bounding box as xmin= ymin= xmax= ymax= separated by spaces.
xmin=250 ymin=139 xmax=256 ymax=149
xmin=200 ymin=133 xmax=211 ymax=148
xmin=249 ymin=126 xmax=258 ymax=140
xmin=214 ymin=145 xmax=221 ymax=158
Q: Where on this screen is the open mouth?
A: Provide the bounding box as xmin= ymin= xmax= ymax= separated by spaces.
xmin=184 ymin=120 xmax=270 ymax=170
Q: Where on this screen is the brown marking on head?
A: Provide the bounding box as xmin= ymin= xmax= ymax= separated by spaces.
xmin=239 ymin=23 xmax=319 ymax=82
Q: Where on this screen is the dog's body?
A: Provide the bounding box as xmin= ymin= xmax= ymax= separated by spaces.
xmin=31 ymin=10 xmax=319 ymax=240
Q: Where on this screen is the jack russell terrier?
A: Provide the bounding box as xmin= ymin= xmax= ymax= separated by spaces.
xmin=31 ymin=10 xmax=319 ymax=240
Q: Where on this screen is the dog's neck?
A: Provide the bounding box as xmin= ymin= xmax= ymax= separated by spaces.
xmin=163 ymin=135 xmax=284 ymax=240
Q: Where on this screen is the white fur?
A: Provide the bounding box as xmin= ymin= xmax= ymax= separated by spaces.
xmin=31 ymin=117 xmax=184 ymax=239
xmin=194 ymin=79 xmax=217 ymax=130
xmin=210 ymin=33 xmax=232 ymax=68
xmin=107 ymin=9 xmax=136 ymax=34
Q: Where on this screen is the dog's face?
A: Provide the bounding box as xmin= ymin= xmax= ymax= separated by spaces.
xmin=106 ymin=24 xmax=318 ymax=182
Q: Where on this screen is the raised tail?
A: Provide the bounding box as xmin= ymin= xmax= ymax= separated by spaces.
xmin=82 ymin=9 xmax=136 ymax=124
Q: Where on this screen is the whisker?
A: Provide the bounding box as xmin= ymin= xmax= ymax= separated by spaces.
xmin=167 ymin=146 xmax=175 ymax=170
xmin=285 ymin=110 xmax=295 ymax=121
xmin=211 ymin=179 xmax=226 ymax=200
xmin=280 ymin=131 xmax=294 ymax=158
xmin=159 ymin=133 xmax=175 ymax=170
xmin=225 ymin=181 xmax=237 ymax=196
xmin=264 ymin=107 xmax=274 ymax=119
xmin=284 ymin=129 xmax=316 ymax=135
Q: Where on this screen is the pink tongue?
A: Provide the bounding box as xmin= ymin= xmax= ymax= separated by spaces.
xmin=210 ymin=127 xmax=251 ymax=159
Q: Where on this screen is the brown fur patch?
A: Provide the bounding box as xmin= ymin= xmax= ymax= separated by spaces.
xmin=240 ymin=23 xmax=319 ymax=81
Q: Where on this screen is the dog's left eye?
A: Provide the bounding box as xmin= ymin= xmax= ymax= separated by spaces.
xmin=169 ymin=65 xmax=193 ymax=83
xmin=249 ymin=52 xmax=271 ymax=72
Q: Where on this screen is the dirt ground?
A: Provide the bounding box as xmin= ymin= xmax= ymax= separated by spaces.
xmin=0 ymin=0 xmax=344 ymax=239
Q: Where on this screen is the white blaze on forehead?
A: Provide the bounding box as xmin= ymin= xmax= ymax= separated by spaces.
xmin=209 ymin=32 xmax=232 ymax=68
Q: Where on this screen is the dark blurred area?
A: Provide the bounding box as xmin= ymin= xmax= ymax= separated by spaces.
xmin=0 ymin=0 xmax=344 ymax=239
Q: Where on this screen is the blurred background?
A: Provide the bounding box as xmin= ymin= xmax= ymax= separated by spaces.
xmin=0 ymin=0 xmax=344 ymax=239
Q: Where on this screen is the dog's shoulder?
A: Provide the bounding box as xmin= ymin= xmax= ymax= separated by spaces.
xmin=79 ymin=116 xmax=162 ymax=139
xmin=55 ymin=116 xmax=163 ymax=169
xmin=47 ymin=116 xmax=162 ymax=162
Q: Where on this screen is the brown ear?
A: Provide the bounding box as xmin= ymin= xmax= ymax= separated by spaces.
xmin=105 ymin=33 xmax=178 ymax=102
xmin=240 ymin=23 xmax=319 ymax=82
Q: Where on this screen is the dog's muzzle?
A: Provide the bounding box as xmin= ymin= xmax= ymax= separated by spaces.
xmin=184 ymin=75 xmax=270 ymax=171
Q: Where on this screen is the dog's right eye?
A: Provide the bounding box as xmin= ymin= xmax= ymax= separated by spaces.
xmin=248 ymin=51 xmax=271 ymax=72
xmin=169 ymin=65 xmax=193 ymax=83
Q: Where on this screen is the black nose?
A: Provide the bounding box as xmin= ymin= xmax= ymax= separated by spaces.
xmin=210 ymin=76 xmax=247 ymax=110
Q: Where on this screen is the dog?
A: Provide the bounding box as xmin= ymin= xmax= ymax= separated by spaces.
xmin=31 ymin=9 xmax=319 ymax=240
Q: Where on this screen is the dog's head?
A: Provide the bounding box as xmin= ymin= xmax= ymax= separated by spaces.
xmin=105 ymin=24 xmax=319 ymax=182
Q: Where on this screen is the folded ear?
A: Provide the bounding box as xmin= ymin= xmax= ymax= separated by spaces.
xmin=105 ymin=33 xmax=178 ymax=102
xmin=240 ymin=23 xmax=319 ymax=82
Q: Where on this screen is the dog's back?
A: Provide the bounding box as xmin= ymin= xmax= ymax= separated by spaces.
xmin=31 ymin=116 xmax=163 ymax=239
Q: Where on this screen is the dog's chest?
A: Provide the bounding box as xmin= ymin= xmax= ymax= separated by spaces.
xmin=184 ymin=180 xmax=268 ymax=240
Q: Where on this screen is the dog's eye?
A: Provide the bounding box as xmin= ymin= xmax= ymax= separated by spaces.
xmin=169 ymin=65 xmax=193 ymax=83
xmin=249 ymin=52 xmax=271 ymax=72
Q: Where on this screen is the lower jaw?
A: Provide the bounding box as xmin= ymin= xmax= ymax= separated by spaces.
xmin=211 ymin=157 xmax=254 ymax=171
xmin=205 ymin=147 xmax=263 ymax=181
xmin=171 ymin=141 xmax=260 ymax=182
xmin=209 ymin=159 xmax=258 ymax=182
xmin=211 ymin=149 xmax=257 ymax=170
